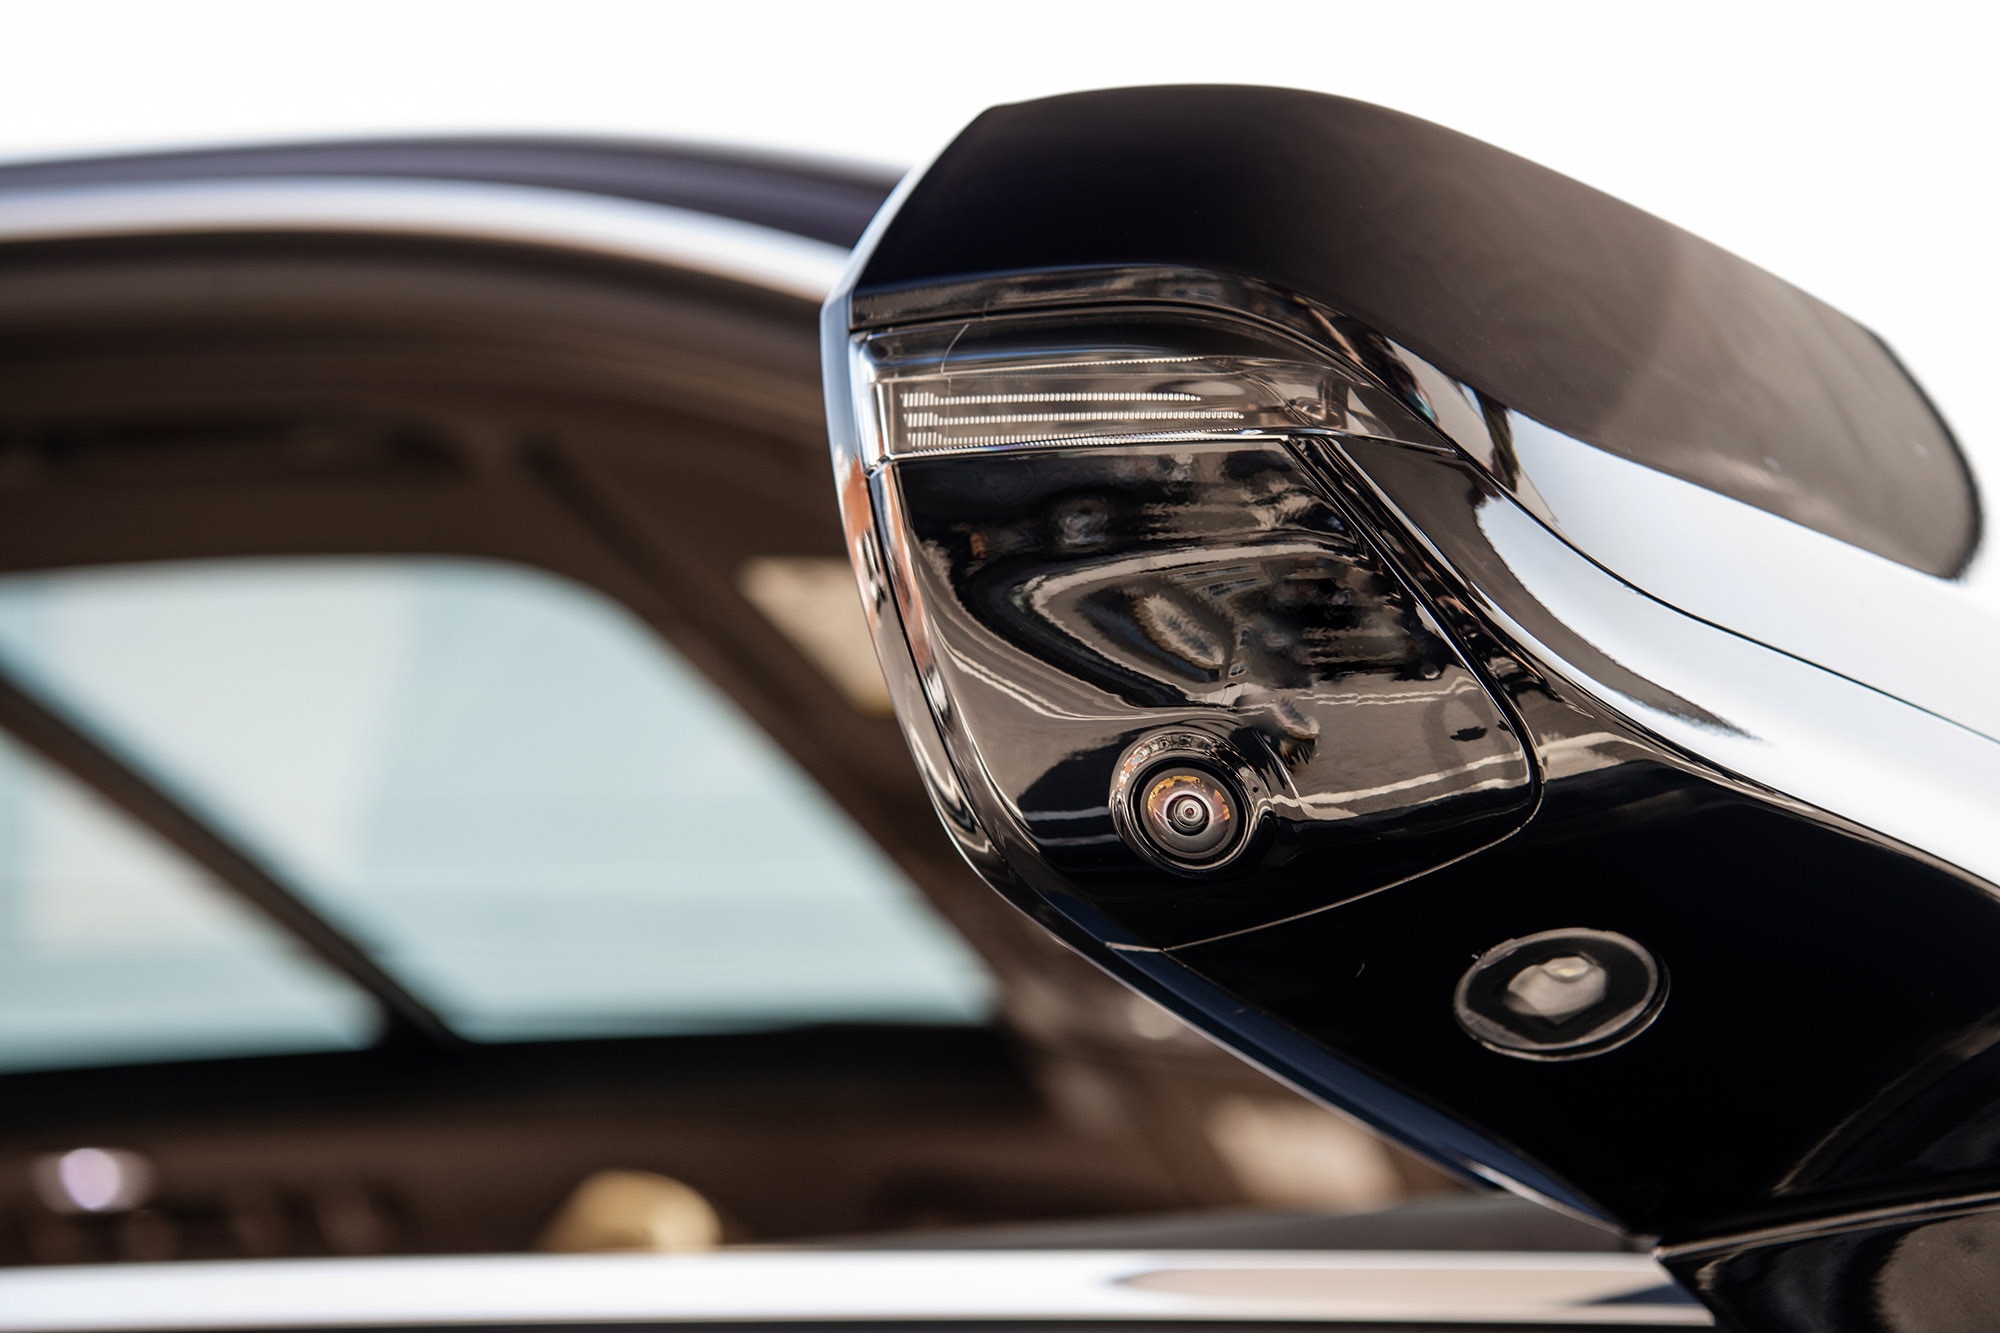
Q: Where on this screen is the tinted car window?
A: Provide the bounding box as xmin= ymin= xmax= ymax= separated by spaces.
xmin=0 ymin=730 xmax=378 ymax=1072
xmin=0 ymin=558 xmax=991 ymax=1044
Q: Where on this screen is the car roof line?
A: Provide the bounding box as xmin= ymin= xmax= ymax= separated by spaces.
xmin=0 ymin=134 xmax=902 ymax=249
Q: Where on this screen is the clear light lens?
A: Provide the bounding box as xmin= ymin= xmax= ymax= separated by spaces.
xmin=858 ymin=315 xmax=1362 ymax=460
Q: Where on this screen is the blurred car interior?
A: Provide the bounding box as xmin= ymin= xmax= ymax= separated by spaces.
xmin=0 ymin=138 xmax=1624 ymax=1267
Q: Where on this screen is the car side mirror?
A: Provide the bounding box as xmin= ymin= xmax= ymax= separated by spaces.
xmin=824 ymin=86 xmax=2000 ymax=1333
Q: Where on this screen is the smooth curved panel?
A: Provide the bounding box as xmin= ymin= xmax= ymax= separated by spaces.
xmin=828 ymin=91 xmax=2000 ymax=1326
xmin=884 ymin=436 xmax=1533 ymax=948
xmin=856 ymin=87 xmax=1975 ymax=575
xmin=1667 ymin=1197 xmax=2000 ymax=1333
xmin=1175 ymin=771 xmax=2000 ymax=1238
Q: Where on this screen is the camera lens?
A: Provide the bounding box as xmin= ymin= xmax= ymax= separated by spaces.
xmin=1109 ymin=733 xmax=1263 ymax=875
xmin=1165 ymin=792 xmax=1211 ymax=835
xmin=1137 ymin=765 xmax=1238 ymax=862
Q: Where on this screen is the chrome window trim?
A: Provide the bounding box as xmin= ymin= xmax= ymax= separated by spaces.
xmin=0 ymin=177 xmax=850 ymax=301
xmin=0 ymin=1249 xmax=1706 ymax=1329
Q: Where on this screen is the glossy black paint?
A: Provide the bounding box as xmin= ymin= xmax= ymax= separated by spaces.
xmin=1666 ymin=1199 xmax=2000 ymax=1332
xmin=832 ymin=86 xmax=2000 ymax=1330
xmin=855 ymin=86 xmax=1973 ymax=576
xmin=1176 ymin=772 xmax=2000 ymax=1236
xmin=906 ymin=404 xmax=2000 ymax=1245
xmin=888 ymin=437 xmax=1532 ymax=948
xmin=1302 ymin=432 xmax=2000 ymax=1237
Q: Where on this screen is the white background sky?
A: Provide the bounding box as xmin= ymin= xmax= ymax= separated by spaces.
xmin=1 ymin=1 xmax=1993 ymax=463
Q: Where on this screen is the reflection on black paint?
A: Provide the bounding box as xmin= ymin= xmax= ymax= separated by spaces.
xmin=1674 ymin=1204 xmax=2000 ymax=1333
xmin=890 ymin=440 xmax=1532 ymax=947
xmin=1179 ymin=764 xmax=2000 ymax=1237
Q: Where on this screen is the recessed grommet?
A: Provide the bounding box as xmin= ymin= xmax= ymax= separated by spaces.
xmin=1454 ymin=928 xmax=1664 ymax=1060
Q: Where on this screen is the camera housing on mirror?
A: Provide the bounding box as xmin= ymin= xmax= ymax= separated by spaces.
xmin=835 ymin=309 xmax=1534 ymax=948
xmin=1109 ymin=731 xmax=1263 ymax=875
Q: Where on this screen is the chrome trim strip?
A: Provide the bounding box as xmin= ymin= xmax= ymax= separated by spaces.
xmin=1657 ymin=1186 xmax=2000 ymax=1263
xmin=824 ymin=294 xmax=1000 ymax=870
xmin=0 ymin=177 xmax=850 ymax=301
xmin=0 ymin=1250 xmax=1706 ymax=1329
xmin=1443 ymin=384 xmax=2000 ymax=746
xmin=1430 ymin=457 xmax=2000 ymax=890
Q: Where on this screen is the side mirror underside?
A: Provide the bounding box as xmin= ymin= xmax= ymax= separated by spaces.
xmin=824 ymin=86 xmax=2000 ymax=1333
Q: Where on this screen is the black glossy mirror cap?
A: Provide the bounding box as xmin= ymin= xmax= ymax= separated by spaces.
xmin=851 ymin=84 xmax=1973 ymax=576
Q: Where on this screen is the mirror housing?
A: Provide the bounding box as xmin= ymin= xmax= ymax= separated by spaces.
xmin=826 ymin=86 xmax=2000 ymax=1330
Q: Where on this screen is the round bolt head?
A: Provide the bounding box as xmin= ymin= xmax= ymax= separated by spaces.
xmin=1502 ymin=954 xmax=1609 ymax=1021
xmin=1455 ymin=929 xmax=1664 ymax=1060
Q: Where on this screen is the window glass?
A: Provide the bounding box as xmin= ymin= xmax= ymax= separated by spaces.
xmin=0 ymin=730 xmax=378 ymax=1072
xmin=0 ymin=558 xmax=991 ymax=1042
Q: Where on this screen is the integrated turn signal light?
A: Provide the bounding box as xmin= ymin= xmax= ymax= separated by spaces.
xmin=851 ymin=312 xmax=1369 ymax=464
